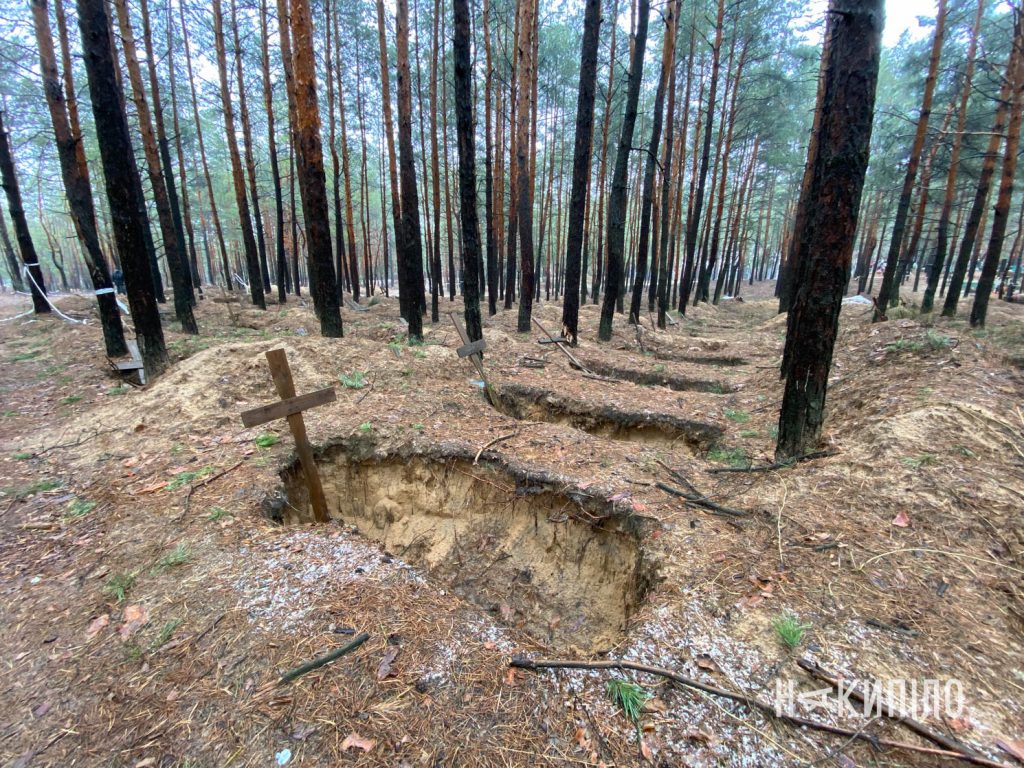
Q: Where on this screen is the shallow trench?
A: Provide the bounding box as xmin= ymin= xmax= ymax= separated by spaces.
xmin=276 ymin=449 xmax=657 ymax=650
xmin=495 ymin=384 xmax=722 ymax=451
xmin=578 ymin=358 xmax=734 ymax=393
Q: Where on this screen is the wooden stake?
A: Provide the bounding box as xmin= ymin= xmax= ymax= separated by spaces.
xmin=240 ymin=349 xmax=332 ymax=522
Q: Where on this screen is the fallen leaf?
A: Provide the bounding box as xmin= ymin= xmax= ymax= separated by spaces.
xmin=499 ymin=603 xmax=514 ymax=621
xmin=945 ymin=716 xmax=972 ymax=733
xmin=86 ymin=614 xmax=110 ymax=638
xmin=696 ymin=656 xmax=718 ymax=673
xmin=482 ymin=641 xmax=497 ymax=650
xmin=682 ymin=729 xmax=716 ymax=746
xmin=290 ymin=724 xmax=316 ymax=741
xmin=32 ymin=702 xmax=51 ymax=718
xmin=135 ymin=481 xmax=167 ymax=495
xmin=340 ymin=733 xmax=376 ymax=753
xmin=118 ymin=605 xmax=148 ymax=640
xmin=377 ymin=646 xmax=400 ymax=680
xmin=891 ymin=510 xmax=911 ymax=528
xmin=640 ymin=738 xmax=653 ymax=762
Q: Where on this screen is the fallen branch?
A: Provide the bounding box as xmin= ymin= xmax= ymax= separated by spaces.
xmin=278 ymin=632 xmax=370 ymax=685
xmin=474 ymin=431 xmax=517 ymax=464
xmin=797 ymin=658 xmax=991 ymax=764
xmin=180 ymin=460 xmax=245 ymax=519
xmin=655 ymin=481 xmax=748 ymax=518
xmin=510 ymin=656 xmax=1010 ymax=768
xmin=705 ymin=450 xmax=838 ymax=474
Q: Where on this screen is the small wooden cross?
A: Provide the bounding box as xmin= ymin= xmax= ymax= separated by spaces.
xmin=447 ymin=312 xmax=496 ymax=406
xmin=240 ymin=349 xmax=335 ymax=523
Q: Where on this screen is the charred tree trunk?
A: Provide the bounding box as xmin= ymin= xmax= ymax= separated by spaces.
xmin=514 ymin=0 xmax=538 ymax=333
xmin=776 ymin=0 xmax=882 ymax=459
xmin=395 ymin=0 xmax=425 ymax=339
xmin=287 ymin=0 xmax=343 ymax=335
xmin=598 ymin=0 xmax=650 ymax=340
xmin=260 ymin=0 xmax=286 ymax=303
xmin=77 ymin=0 xmax=167 ymax=372
xmin=558 ymin=0 xmax=601 ymax=344
xmin=453 ymin=0 xmax=482 ymax=341
xmin=32 ymin=0 xmax=127 ymax=352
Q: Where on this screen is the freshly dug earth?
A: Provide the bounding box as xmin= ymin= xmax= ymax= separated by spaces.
xmin=0 ymin=287 xmax=1022 ymax=768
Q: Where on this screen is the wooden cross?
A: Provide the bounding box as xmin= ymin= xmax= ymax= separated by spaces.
xmin=240 ymin=349 xmax=335 ymax=523
xmin=110 ymin=338 xmax=146 ymax=385
xmin=447 ymin=312 xmax=496 ymax=406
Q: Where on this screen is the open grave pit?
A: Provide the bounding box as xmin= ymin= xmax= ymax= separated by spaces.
xmin=495 ymin=383 xmax=723 ymax=451
xmin=274 ymin=444 xmax=658 ymax=651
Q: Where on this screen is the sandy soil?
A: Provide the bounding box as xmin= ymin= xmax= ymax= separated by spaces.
xmin=0 ymin=284 xmax=1021 ymax=768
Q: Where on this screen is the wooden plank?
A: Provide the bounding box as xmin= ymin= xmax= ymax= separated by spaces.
xmin=263 ymin=349 xmax=330 ymax=523
xmin=531 ymin=317 xmax=594 ymax=376
xmin=239 ymin=387 xmax=337 ymax=428
xmin=113 ymin=360 xmax=145 ymax=371
xmin=457 ymin=338 xmax=487 ymax=358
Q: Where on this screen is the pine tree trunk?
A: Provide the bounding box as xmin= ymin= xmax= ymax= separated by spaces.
xmin=395 ymin=0 xmax=425 ymax=339
xmin=776 ymin=0 xmax=882 ymax=459
xmin=514 ymin=0 xmax=537 ymax=332
xmin=260 ymin=0 xmax=287 ymax=303
xmin=32 ymin=0 xmax=127 ymax=352
xmin=114 ymin=0 xmax=198 ymax=331
xmin=287 ymin=0 xmax=343 ymax=335
xmin=452 ymin=0 xmax=482 ymax=342
xmin=970 ymin=11 xmax=1024 ymax=328
xmin=0 ymin=199 xmax=23 ymax=292
xmin=76 ymin=0 xmax=167 ymax=372
xmin=598 ymin=0 xmax=650 ymax=340
xmin=212 ymin=0 xmax=265 ymax=309
xmin=875 ymin=0 xmax=947 ymax=317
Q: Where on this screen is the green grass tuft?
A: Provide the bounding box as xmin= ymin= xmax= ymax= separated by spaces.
xmin=707 ymin=446 xmax=749 ymax=468
xmin=166 ymin=466 xmax=214 ymax=490
xmin=606 ymin=678 xmax=650 ymax=726
xmin=254 ymin=433 xmax=279 ymax=449
xmin=206 ymin=506 xmax=231 ymax=522
xmin=724 ymin=408 xmax=751 ymax=423
xmin=104 ymin=571 xmax=137 ymax=603
xmin=149 ymin=618 xmax=183 ymax=650
xmin=901 ymin=453 xmax=937 ymax=469
xmin=152 ymin=543 xmax=191 ymax=574
xmin=773 ymin=613 xmax=811 ymax=649
xmin=358 ymin=422 xmax=373 ymax=433
xmin=11 ymin=451 xmax=32 ymax=460
xmin=60 ymin=394 xmax=83 ymax=405
xmin=65 ymin=498 xmax=97 ymax=519
xmin=339 ymin=370 xmax=367 ymax=389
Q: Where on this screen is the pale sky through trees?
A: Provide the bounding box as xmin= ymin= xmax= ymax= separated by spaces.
xmin=797 ymin=0 xmax=937 ymax=47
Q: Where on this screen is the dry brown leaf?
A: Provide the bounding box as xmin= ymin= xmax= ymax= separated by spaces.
xmin=892 ymin=510 xmax=911 ymax=527
xmin=340 ymin=733 xmax=376 ymax=753
xmin=377 ymin=646 xmax=399 ymax=680
xmin=86 ymin=614 xmax=110 ymax=638
xmin=640 ymin=738 xmax=653 ymax=762
xmin=118 ymin=605 xmax=148 ymax=640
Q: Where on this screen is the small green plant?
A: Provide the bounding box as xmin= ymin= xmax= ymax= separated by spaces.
xmin=11 ymin=451 xmax=32 ymax=460
xmin=2 ymin=410 xmax=16 ymax=418
xmin=106 ymin=385 xmax=129 ymax=396
xmin=65 ymin=498 xmax=97 ymax=519
xmin=254 ymin=433 xmax=279 ymax=449
xmin=206 ymin=507 xmax=231 ymax=522
xmin=768 ymin=425 xmax=779 ymax=440
xmin=773 ymin=613 xmax=811 ymax=649
xmin=60 ymin=394 xmax=83 ymax=405
xmin=359 ymin=422 xmax=373 ymax=433
xmin=901 ymin=453 xmax=937 ymax=469
xmin=10 ymin=350 xmax=41 ymax=362
xmin=708 ymin=382 xmax=727 ymax=394
xmin=414 ymin=349 xmax=427 ymax=359
xmin=886 ymin=338 xmax=924 ymax=353
xmin=954 ymin=445 xmax=976 ymax=458
xmin=339 ymin=370 xmax=367 ymax=389
xmin=123 ymin=642 xmax=144 ymax=662
xmin=724 ymin=408 xmax=751 ymax=423
xmin=2 ymin=478 xmax=63 ymax=499
xmin=606 ymin=678 xmax=650 ymax=730
xmin=412 ymin=423 xmax=424 ymax=431
xmin=653 ymin=363 xmax=666 ymax=373
xmin=387 ymin=341 xmax=403 ymax=356
xmin=739 ymin=429 xmax=759 ymax=439
xmin=367 ymin=295 xmax=381 ymax=307
xmin=152 ymin=543 xmax=191 ymax=574
xmin=925 ymin=330 xmax=952 ymax=350
xmin=149 ymin=618 xmax=183 ymax=650
xmin=400 ymin=367 xmax=413 ymax=377
xmin=707 ymin=446 xmax=749 ymax=468
xmin=104 ymin=571 xmax=137 ymax=603
xmin=166 ymin=466 xmax=215 ymax=490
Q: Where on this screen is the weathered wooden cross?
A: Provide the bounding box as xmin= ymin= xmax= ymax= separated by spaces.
xmin=447 ymin=312 xmax=495 ymax=406
xmin=240 ymin=349 xmax=335 ymax=523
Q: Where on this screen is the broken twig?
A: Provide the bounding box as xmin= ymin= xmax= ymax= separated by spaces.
xmin=474 ymin=431 xmax=517 ymax=464
xmin=705 ymin=449 xmax=838 ymax=474
xmin=278 ymin=632 xmax=370 ymax=685
xmin=511 ymin=656 xmax=1010 ymax=768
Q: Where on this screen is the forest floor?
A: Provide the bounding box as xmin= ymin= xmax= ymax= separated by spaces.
xmin=0 ymin=282 xmax=1022 ymax=768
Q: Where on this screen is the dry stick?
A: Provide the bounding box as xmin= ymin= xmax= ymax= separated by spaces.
xmin=655 ymin=481 xmax=748 ymax=517
xmin=278 ymin=632 xmax=370 ymax=684
xmin=510 ymin=657 xmax=1011 ymax=768
xmin=180 ymin=459 xmax=245 ymax=518
xmin=797 ymin=658 xmax=990 ymax=763
xmin=705 ymin=449 xmax=838 ymax=474
xmin=473 ymin=431 xmax=517 ymax=464
xmin=531 ymin=316 xmax=593 ymax=374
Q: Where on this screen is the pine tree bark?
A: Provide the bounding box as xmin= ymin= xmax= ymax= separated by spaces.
xmin=452 ymin=0 xmax=482 ymax=342
xmin=776 ymin=0 xmax=882 ymax=459
xmin=514 ymin=0 xmax=538 ymax=332
xmin=0 ymin=112 xmax=49 ymax=314
xmin=180 ymin=1 xmax=231 ymax=290
xmin=598 ymin=0 xmax=650 ymax=340
xmin=874 ymin=0 xmax=947 ymax=317
xmin=428 ymin=0 xmax=443 ymax=317
xmin=76 ymin=0 xmax=167 ymax=372
xmin=0 ymin=201 xmax=23 ymax=292
xmin=286 ymin=0 xmax=343 ymax=335
xmin=334 ymin=12 xmax=360 ymax=302
xmin=212 ymin=0 xmax=265 ymax=309
xmin=970 ymin=10 xmax=1024 ymax=328
xmin=260 ymin=0 xmax=286 ymax=303
xmin=114 ymin=0 xmax=198 ymax=331
xmin=559 ymin=0 xmax=601 ymax=345
xmin=395 ymin=0 xmax=425 ymax=339
xmin=482 ymin=0 xmax=498 ymax=314
xmin=32 ymin=0 xmax=127 ymax=352
xmin=942 ymin=26 xmax=1015 ymax=316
